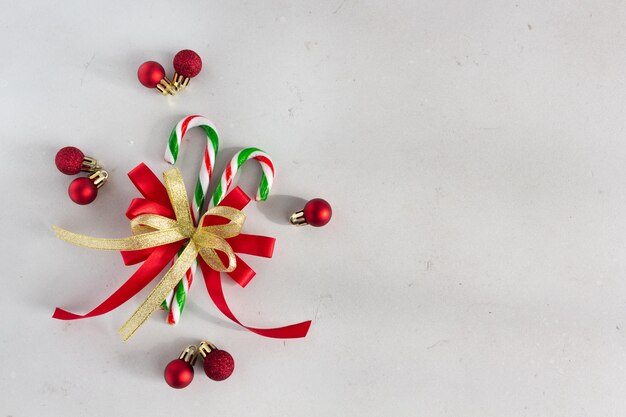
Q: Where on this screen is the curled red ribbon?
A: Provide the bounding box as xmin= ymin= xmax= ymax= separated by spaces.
xmin=53 ymin=163 xmax=311 ymax=339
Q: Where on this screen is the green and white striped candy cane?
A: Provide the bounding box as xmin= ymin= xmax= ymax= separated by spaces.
xmin=163 ymin=115 xmax=219 ymax=325
xmin=211 ymin=147 xmax=275 ymax=206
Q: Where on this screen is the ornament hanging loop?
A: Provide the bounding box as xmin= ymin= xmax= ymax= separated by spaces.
xmin=156 ymin=79 xmax=176 ymax=96
xmin=81 ymin=156 xmax=101 ymax=173
xmin=198 ymin=340 xmax=217 ymax=357
xmin=89 ymin=170 xmax=108 ymax=188
xmin=172 ymin=73 xmax=190 ymax=91
xmin=179 ymin=345 xmax=199 ymax=365
xmin=289 ymin=211 xmax=307 ymax=226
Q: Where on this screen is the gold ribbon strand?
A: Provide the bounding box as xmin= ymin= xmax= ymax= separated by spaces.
xmin=52 ymin=168 xmax=245 ymax=341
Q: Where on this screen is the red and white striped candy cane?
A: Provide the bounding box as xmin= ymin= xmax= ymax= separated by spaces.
xmin=162 ymin=115 xmax=219 ymax=324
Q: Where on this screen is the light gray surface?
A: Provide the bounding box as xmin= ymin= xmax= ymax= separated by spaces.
xmin=1 ymin=0 xmax=626 ymax=416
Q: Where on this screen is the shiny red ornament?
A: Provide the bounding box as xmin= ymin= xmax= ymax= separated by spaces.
xmin=291 ymin=198 xmax=332 ymax=227
xmin=164 ymin=359 xmax=194 ymax=389
xmin=55 ymin=146 xmax=85 ymax=175
xmin=68 ymin=177 xmax=98 ymax=205
xmin=203 ymin=350 xmax=235 ymax=381
xmin=137 ymin=61 xmax=166 ymax=88
xmin=303 ymin=199 xmax=332 ymax=226
xmin=173 ymin=50 xmax=202 ymax=78
xmin=164 ymin=346 xmax=198 ymax=389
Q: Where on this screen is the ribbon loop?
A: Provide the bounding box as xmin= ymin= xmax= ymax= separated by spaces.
xmin=53 ymin=225 xmax=188 ymax=251
xmin=130 ymin=214 xmax=179 ymax=235
xmin=197 ymin=235 xmax=237 ymax=273
xmin=163 ymin=169 xmax=195 ymax=235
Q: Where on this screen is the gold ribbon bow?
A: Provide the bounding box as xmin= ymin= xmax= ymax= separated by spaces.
xmin=53 ymin=168 xmax=245 ymax=341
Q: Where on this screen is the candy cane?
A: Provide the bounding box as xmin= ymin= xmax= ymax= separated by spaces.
xmin=211 ymin=147 xmax=275 ymax=206
xmin=165 ymin=115 xmax=219 ymax=221
xmin=163 ymin=115 xmax=219 ymax=324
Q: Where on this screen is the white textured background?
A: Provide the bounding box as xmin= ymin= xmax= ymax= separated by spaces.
xmin=1 ymin=1 xmax=626 ymax=416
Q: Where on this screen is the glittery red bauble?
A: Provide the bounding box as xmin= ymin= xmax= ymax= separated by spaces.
xmin=164 ymin=359 xmax=194 ymax=389
xmin=173 ymin=50 xmax=202 ymax=78
xmin=303 ymin=198 xmax=332 ymax=227
xmin=55 ymin=146 xmax=84 ymax=175
xmin=203 ymin=350 xmax=234 ymax=381
xmin=137 ymin=61 xmax=165 ymax=88
xmin=68 ymin=177 xmax=97 ymax=205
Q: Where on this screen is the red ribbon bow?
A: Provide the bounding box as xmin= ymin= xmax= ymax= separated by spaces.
xmin=53 ymin=163 xmax=311 ymax=339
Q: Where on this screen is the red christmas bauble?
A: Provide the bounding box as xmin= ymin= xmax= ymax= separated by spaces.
xmin=303 ymin=198 xmax=332 ymax=227
xmin=173 ymin=50 xmax=202 ymax=78
xmin=203 ymin=350 xmax=234 ymax=381
xmin=55 ymin=146 xmax=84 ymax=175
xmin=164 ymin=359 xmax=194 ymax=389
xmin=68 ymin=177 xmax=97 ymax=205
xmin=137 ymin=61 xmax=165 ymax=88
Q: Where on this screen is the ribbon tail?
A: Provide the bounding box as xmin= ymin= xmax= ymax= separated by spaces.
xmin=53 ymin=242 xmax=183 ymax=320
xmin=228 ymin=234 xmax=275 ymax=258
xmin=118 ymin=242 xmax=199 ymax=341
xmin=227 ymin=255 xmax=256 ymax=288
xmin=199 ymin=259 xmax=311 ymax=339
xmin=53 ymin=225 xmax=187 ymax=251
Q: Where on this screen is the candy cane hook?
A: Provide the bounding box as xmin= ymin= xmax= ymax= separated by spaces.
xmin=211 ymin=147 xmax=275 ymax=207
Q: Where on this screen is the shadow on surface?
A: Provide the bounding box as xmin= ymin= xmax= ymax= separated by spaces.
xmin=257 ymin=194 xmax=308 ymax=225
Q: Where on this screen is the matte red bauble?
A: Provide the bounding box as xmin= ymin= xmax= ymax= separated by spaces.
xmin=303 ymin=199 xmax=332 ymax=227
xmin=164 ymin=359 xmax=194 ymax=389
xmin=68 ymin=177 xmax=98 ymax=205
xmin=290 ymin=198 xmax=332 ymax=227
xmin=137 ymin=61 xmax=166 ymax=88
